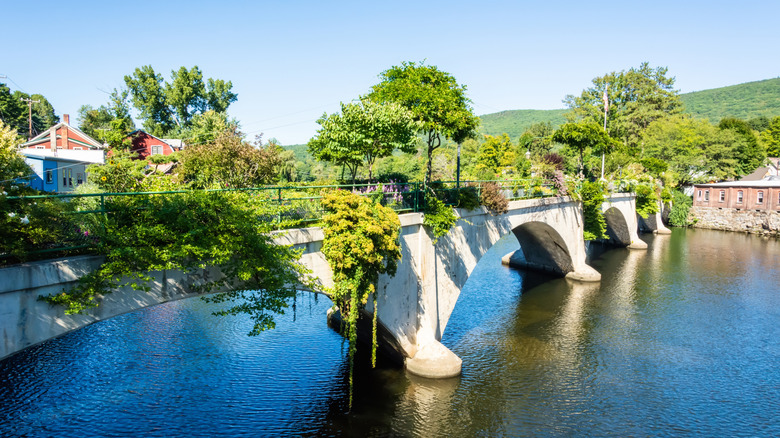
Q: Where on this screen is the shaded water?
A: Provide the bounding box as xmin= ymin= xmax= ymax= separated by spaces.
xmin=1 ymin=228 xmax=779 ymax=436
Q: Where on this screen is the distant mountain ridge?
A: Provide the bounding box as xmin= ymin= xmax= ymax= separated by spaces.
xmin=478 ymin=77 xmax=780 ymax=141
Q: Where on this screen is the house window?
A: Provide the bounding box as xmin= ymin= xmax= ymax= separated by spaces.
xmin=45 ymin=170 xmax=53 ymax=184
xmin=151 ymin=145 xmax=163 ymax=155
xmin=719 ymin=190 xmax=725 ymax=202
xmin=737 ymin=191 xmax=743 ymax=203
xmin=73 ymin=147 xmax=83 ymax=150
xmin=704 ymin=190 xmax=709 ymax=201
xmin=36 ymin=146 xmax=45 ymax=149
xmin=697 ymin=190 xmax=702 ymax=200
xmin=757 ymin=191 xmax=764 ymax=204
xmin=76 ymin=173 xmax=83 ymax=185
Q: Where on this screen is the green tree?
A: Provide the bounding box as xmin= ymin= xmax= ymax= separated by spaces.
xmin=125 ymin=65 xmax=236 ymax=137
xmin=175 ymin=109 xmax=239 ymax=146
xmin=0 ymin=84 xmax=59 ymax=139
xmin=125 ymin=66 xmax=175 ymax=136
xmin=78 ymin=89 xmax=135 ymax=148
xmin=308 ymin=99 xmax=418 ymax=181
xmin=642 ymin=116 xmax=740 ymax=184
xmin=564 ymin=63 xmax=682 ymax=149
xmin=760 ymin=116 xmax=780 ymax=157
xmin=552 ymin=121 xmax=618 ymax=178
xmin=178 ymin=128 xmax=281 ymax=189
xmin=718 ymin=117 xmax=765 ymax=174
xmin=166 ymin=66 xmax=207 ymax=126
xmin=370 ymin=61 xmax=480 ymax=184
xmin=0 ymin=120 xmax=31 ymax=187
xmin=518 ymin=121 xmax=554 ymax=157
xmin=475 ymin=134 xmax=515 ymax=178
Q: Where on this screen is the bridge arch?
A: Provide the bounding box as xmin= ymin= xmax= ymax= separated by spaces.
xmin=508 ymin=221 xmax=574 ymax=276
xmin=603 ymin=206 xmax=632 ymax=246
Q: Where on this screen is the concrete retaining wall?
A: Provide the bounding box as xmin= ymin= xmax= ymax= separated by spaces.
xmin=690 ymin=206 xmax=780 ymax=236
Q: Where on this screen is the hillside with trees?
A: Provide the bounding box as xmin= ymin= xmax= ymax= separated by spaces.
xmin=680 ymin=78 xmax=780 ymax=121
xmin=479 ymin=109 xmax=567 ymax=141
xmin=479 ymin=77 xmax=780 ymax=142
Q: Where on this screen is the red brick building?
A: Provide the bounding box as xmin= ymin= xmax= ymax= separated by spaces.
xmin=693 ymin=181 xmax=780 ymax=211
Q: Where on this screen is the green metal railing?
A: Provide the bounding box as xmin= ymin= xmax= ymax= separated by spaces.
xmin=1 ymin=179 xmax=558 ymax=264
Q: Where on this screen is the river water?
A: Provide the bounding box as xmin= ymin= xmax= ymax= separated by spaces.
xmin=1 ymin=228 xmax=779 ymax=437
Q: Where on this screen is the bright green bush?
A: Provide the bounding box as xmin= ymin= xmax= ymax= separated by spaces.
xmin=668 ymin=190 xmax=693 ymax=227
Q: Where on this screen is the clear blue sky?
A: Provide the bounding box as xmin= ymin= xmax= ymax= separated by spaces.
xmin=2 ymin=0 xmax=778 ymax=145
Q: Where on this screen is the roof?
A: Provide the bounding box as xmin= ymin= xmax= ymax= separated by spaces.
xmin=20 ymin=150 xmax=105 ymax=165
xmin=740 ymin=167 xmax=770 ymax=181
xmin=19 ymin=120 xmax=104 ymax=149
xmin=128 ymin=130 xmax=184 ymax=149
xmin=695 ymin=180 xmax=780 ymax=188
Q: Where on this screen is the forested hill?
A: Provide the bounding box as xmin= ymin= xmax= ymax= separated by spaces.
xmin=478 ymin=109 xmax=567 ymax=141
xmin=478 ymin=77 xmax=780 ymax=141
xmin=679 ymin=77 xmax=780 ymax=121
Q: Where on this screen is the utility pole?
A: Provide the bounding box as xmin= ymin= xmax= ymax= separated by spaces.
xmin=20 ymin=97 xmax=40 ymax=140
xmin=601 ymin=84 xmax=609 ymax=180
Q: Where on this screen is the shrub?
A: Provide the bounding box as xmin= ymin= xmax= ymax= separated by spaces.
xmin=579 ymin=180 xmax=607 ymax=240
xmin=668 ymin=190 xmax=692 ymax=227
xmin=480 ymin=182 xmax=508 ymax=215
xmin=635 ymin=183 xmax=660 ymax=218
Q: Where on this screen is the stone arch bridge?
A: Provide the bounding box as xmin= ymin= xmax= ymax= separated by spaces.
xmin=1 ymin=194 xmax=651 ymax=377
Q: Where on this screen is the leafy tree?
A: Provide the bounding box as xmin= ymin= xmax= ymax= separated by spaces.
xmin=0 ymin=83 xmax=59 ymax=139
xmin=564 ymin=62 xmax=682 ymax=149
xmin=124 ymin=65 xmax=237 ymax=137
xmin=308 ymin=99 xmax=418 ymax=181
xmin=370 ymin=61 xmax=480 ymax=184
xmin=552 ymin=121 xmax=618 ymax=178
xmin=78 ymin=89 xmax=135 ymax=148
xmin=760 ymin=116 xmax=780 ymax=157
xmin=0 ymin=120 xmax=31 ymax=187
xmin=174 ymin=109 xmax=239 ymax=146
xmin=475 ymin=134 xmax=515 ymax=178
xmin=178 ymin=128 xmax=281 ymax=189
xmin=124 ymin=65 xmax=175 ymax=136
xmin=518 ymin=121 xmax=554 ymax=157
xmin=642 ymin=115 xmax=740 ymax=184
xmin=718 ymin=117 xmax=765 ymax=174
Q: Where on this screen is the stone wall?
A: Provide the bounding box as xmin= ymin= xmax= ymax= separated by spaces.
xmin=690 ymin=206 xmax=780 ymax=236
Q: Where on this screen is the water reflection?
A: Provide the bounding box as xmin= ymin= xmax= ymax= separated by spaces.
xmin=2 ymin=230 xmax=779 ymax=437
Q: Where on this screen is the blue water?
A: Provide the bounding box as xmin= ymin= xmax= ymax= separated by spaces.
xmin=1 ymin=228 xmax=779 ymax=437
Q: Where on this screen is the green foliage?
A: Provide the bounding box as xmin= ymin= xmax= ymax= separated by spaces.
xmin=44 ymin=191 xmax=306 ymax=331
xmin=634 ymin=184 xmax=660 ymax=219
xmin=88 ymin=149 xmax=150 ymax=192
xmin=660 ymin=187 xmax=673 ymax=204
xmin=423 ymin=190 xmax=457 ymax=243
xmin=370 ymin=61 xmax=479 ymax=184
xmin=680 ymin=78 xmax=780 ymax=122
xmin=639 ymin=157 xmax=668 ymax=178
xmin=760 ymin=116 xmax=780 ymax=157
xmin=320 ymin=190 xmax=401 ymax=405
xmin=479 ymin=110 xmax=566 ymax=142
xmin=0 ymin=120 xmax=31 ymax=187
xmin=518 ymin=121 xmax=556 ymax=157
xmin=77 ymin=89 xmax=134 ymax=147
xmin=456 ymin=186 xmax=481 ymax=210
xmin=124 ymin=65 xmax=236 ymax=137
xmin=565 ymin=62 xmax=683 ymax=149
xmin=475 ymin=134 xmax=516 ymax=178
xmin=479 ymin=182 xmax=508 ymax=215
xmin=178 ymin=129 xmax=281 ymax=189
xmin=719 ymin=117 xmax=765 ymax=174
xmin=552 ymin=121 xmax=619 ymax=178
xmin=641 ymin=115 xmax=741 ymax=184
xmin=0 ymin=83 xmax=59 ymax=138
xmin=668 ymin=190 xmax=693 ymax=227
xmin=308 ymin=99 xmax=419 ymax=181
xmin=578 ymin=180 xmax=607 ymax=241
